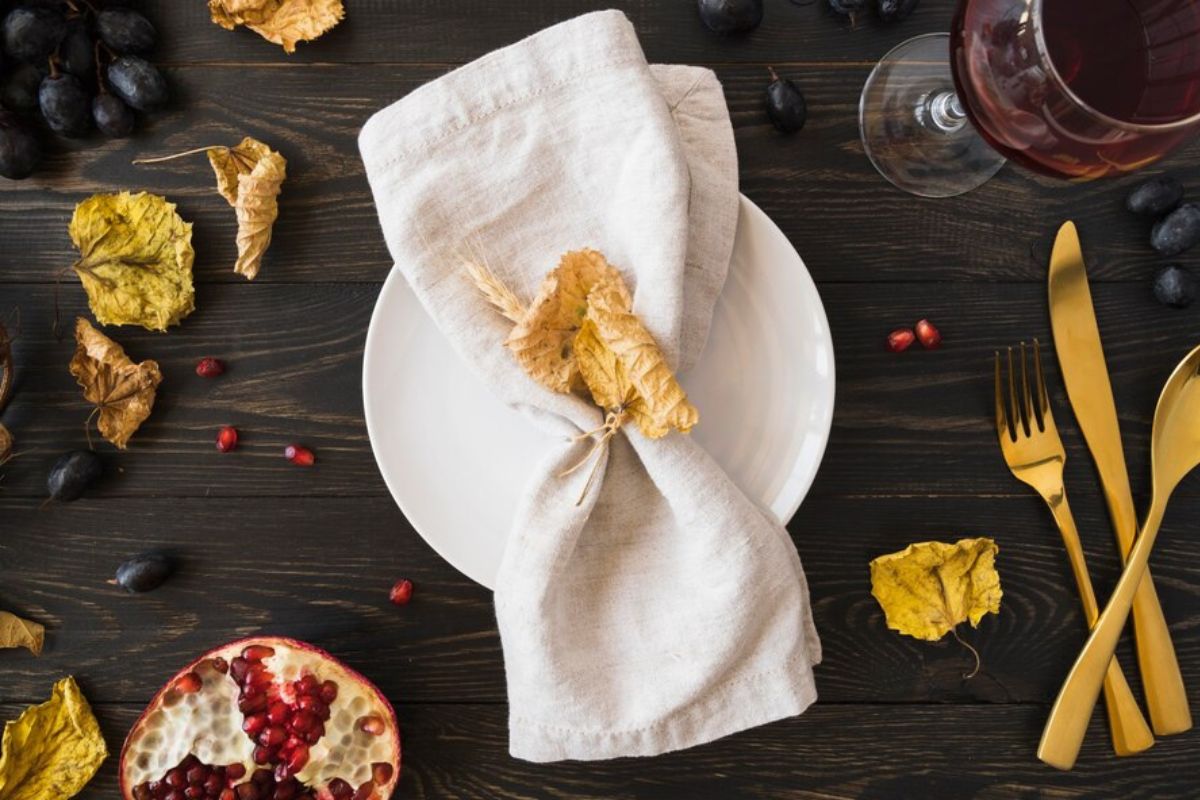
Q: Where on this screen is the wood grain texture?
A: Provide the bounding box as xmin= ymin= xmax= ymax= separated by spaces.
xmin=5 ymin=702 xmax=1197 ymax=800
xmin=1 ymin=63 xmax=1198 ymax=285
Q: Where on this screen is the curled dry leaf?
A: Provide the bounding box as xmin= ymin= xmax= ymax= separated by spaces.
xmin=0 ymin=676 xmax=107 ymax=800
xmin=69 ymin=319 xmax=162 ymax=450
xmin=212 ymin=138 xmax=286 ymax=280
xmin=68 ymin=192 xmax=195 ymax=332
xmin=869 ymin=537 xmax=1002 ymax=677
xmin=505 ymin=250 xmax=631 ymax=394
xmin=0 ymin=610 xmax=43 ymax=656
xmin=209 ymin=0 xmax=344 ymax=53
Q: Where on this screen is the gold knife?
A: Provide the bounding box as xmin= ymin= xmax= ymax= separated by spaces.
xmin=1047 ymin=220 xmax=1191 ymax=738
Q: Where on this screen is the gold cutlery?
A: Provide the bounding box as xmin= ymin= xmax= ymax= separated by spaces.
xmin=1039 ymin=344 xmax=1200 ymax=770
xmin=1047 ymin=220 xmax=1190 ymax=737
xmin=995 ymin=341 xmax=1154 ymax=758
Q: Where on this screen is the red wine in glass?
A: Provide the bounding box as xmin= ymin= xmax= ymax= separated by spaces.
xmin=952 ymin=0 xmax=1200 ymax=179
xmin=858 ymin=0 xmax=1200 ymax=196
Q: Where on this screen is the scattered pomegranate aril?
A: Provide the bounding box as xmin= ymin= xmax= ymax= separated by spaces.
xmin=915 ymin=318 xmax=942 ymax=349
xmin=886 ymin=328 xmax=916 ymax=352
xmin=388 ymin=579 xmax=413 ymax=606
xmin=284 ymin=444 xmax=315 ymax=467
xmin=196 ymin=357 xmax=226 ymax=378
xmin=358 ymin=715 xmax=385 ymax=736
xmin=242 ymin=644 xmax=276 ymax=662
xmin=217 ymin=426 xmax=239 ymax=453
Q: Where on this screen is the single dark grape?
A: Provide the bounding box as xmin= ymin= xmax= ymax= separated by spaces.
xmin=93 ymin=92 xmax=133 ymax=137
xmin=2 ymin=6 xmax=66 ymax=63
xmin=1151 ymin=203 xmax=1200 ymax=256
xmin=1 ymin=62 xmax=45 ymax=112
xmin=47 ymin=450 xmax=104 ymax=501
xmin=1153 ymin=265 xmax=1197 ymax=308
xmin=1126 ymin=174 xmax=1184 ymax=217
xmin=115 ymin=553 xmax=173 ymax=593
xmin=59 ymin=20 xmax=95 ymax=82
xmin=96 ymin=8 xmax=156 ymax=54
xmin=875 ymin=0 xmax=920 ymax=22
xmin=766 ymin=69 xmax=807 ymax=133
xmin=106 ymin=55 xmax=167 ymax=111
xmin=0 ymin=109 xmax=42 ymax=179
xmin=39 ymin=72 xmax=90 ymax=137
xmin=697 ymin=0 xmax=764 ymax=35
xmin=828 ymin=0 xmax=869 ymax=16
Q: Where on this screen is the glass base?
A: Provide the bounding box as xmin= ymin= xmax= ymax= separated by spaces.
xmin=859 ymin=33 xmax=1005 ymax=198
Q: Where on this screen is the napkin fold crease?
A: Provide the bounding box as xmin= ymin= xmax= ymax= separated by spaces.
xmin=360 ymin=9 xmax=821 ymax=762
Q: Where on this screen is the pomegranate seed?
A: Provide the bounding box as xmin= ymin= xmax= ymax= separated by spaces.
xmin=290 ymin=710 xmax=319 ymax=733
xmin=186 ymin=765 xmax=207 ymax=784
xmin=389 ymin=579 xmax=413 ymax=606
xmin=259 ymin=726 xmax=287 ymax=747
xmin=358 ymin=715 xmax=385 ymax=736
xmin=371 ymin=763 xmax=393 ymax=784
xmin=284 ymin=734 xmax=305 ymax=751
xmin=240 ymin=693 xmax=268 ymax=714
xmin=274 ymin=780 xmax=298 ymax=800
xmin=253 ymin=745 xmax=271 ymax=764
xmin=296 ymin=695 xmax=325 ymax=716
xmin=352 ymin=781 xmax=375 ymax=800
xmin=185 ymin=787 xmax=203 ymax=799
xmin=176 ymin=672 xmax=203 ymax=694
xmin=319 ymin=680 xmax=338 ymax=705
xmin=211 ymin=656 xmax=229 ymax=673
xmin=304 ymin=724 xmax=324 ymax=744
xmin=887 ymin=328 xmax=916 ymax=352
xmin=914 ymin=318 xmax=942 ymax=349
xmin=221 ymin=791 xmax=236 ymax=800
xmin=297 ymin=674 xmax=319 ymax=694
xmin=230 ymin=657 xmax=250 ymax=682
xmin=205 ymin=774 xmax=223 ymax=793
xmin=327 ymin=779 xmax=353 ymax=800
xmin=165 ymin=791 xmax=185 ymax=800
xmin=196 ymin=357 xmax=226 ymax=378
xmin=134 ymin=786 xmax=152 ymax=800
xmin=288 ymin=743 xmax=310 ymax=772
xmin=216 ymin=426 xmax=239 ymax=453
xmin=167 ymin=769 xmax=186 ymax=788
xmin=242 ymin=644 xmax=275 ymax=662
xmin=284 ymin=444 xmax=315 ymax=467
xmin=267 ymin=702 xmax=288 ymax=724
xmin=236 ymin=785 xmax=259 ymax=800
xmin=226 ymin=764 xmax=246 ymax=781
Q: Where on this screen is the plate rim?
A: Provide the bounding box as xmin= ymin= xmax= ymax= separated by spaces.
xmin=362 ymin=194 xmax=835 ymax=588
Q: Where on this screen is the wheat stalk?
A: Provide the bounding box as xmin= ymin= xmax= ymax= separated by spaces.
xmin=464 ymin=256 xmax=527 ymax=324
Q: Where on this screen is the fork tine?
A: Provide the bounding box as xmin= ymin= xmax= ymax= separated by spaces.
xmin=994 ymin=351 xmax=1010 ymax=441
xmin=1033 ymin=338 xmax=1050 ymax=428
xmin=1007 ymin=347 xmax=1023 ymax=437
xmin=1020 ymin=341 xmax=1035 ymax=434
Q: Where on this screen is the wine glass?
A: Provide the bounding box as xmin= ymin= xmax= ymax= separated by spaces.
xmin=859 ymin=0 xmax=1200 ymax=198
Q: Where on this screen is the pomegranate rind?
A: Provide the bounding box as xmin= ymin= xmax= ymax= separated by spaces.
xmin=119 ymin=636 xmax=401 ymax=800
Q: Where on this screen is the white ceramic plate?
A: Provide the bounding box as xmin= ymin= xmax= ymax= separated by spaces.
xmin=363 ymin=196 xmax=835 ymax=589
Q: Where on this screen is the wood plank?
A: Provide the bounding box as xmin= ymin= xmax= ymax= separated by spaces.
xmin=2 ymin=494 xmax=1197 ymax=706
xmin=2 ymin=64 xmax=1198 ymax=285
xmin=2 ymin=281 xmax=1200 ymax=500
xmin=146 ymin=0 xmax=954 ymax=65
xmin=8 ymin=702 xmax=1198 ymax=799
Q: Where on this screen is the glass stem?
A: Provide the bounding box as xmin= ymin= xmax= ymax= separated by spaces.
xmin=917 ymin=90 xmax=968 ymax=134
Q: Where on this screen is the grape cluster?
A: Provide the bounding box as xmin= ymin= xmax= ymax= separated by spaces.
xmin=0 ymin=1 xmax=168 ymax=179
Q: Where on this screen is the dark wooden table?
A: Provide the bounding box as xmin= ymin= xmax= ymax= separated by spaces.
xmin=2 ymin=1 xmax=1199 ymax=797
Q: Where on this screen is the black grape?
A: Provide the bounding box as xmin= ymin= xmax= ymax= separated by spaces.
xmin=0 ymin=108 xmax=42 ymax=179
xmin=39 ymin=72 xmax=91 ymax=137
xmin=60 ymin=20 xmax=95 ymax=82
xmin=93 ymin=92 xmax=133 ymax=137
xmin=2 ymin=6 xmax=66 ymax=63
xmin=1 ymin=62 xmax=45 ymax=112
xmin=105 ymin=55 xmax=167 ymax=111
xmin=97 ymin=8 xmax=156 ymax=54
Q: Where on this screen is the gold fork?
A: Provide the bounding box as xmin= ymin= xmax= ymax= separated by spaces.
xmin=995 ymin=341 xmax=1154 ymax=757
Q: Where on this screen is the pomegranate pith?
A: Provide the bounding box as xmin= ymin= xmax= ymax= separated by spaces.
xmin=120 ymin=637 xmax=400 ymax=800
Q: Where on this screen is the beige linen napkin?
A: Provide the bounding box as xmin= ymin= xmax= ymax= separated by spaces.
xmin=359 ymin=9 xmax=821 ymax=762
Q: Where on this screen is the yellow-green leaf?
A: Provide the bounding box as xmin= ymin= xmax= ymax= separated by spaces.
xmin=68 ymin=191 xmax=195 ymax=332
xmin=0 ymin=677 xmax=107 ymax=800
xmin=0 ymin=611 xmax=43 ymax=656
xmin=869 ymin=537 xmax=1002 ymax=642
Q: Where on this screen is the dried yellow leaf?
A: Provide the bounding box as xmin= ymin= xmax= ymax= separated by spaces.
xmin=506 ymin=249 xmax=631 ymax=394
xmin=0 ymin=611 xmax=43 ymax=656
xmin=69 ymin=319 xmax=162 ymax=450
xmin=209 ymin=0 xmax=344 ymax=53
xmin=0 ymin=676 xmax=106 ymax=800
xmin=68 ymin=191 xmax=195 ymax=332
xmin=581 ymin=279 xmax=698 ymax=439
xmin=870 ymin=538 xmax=1002 ymax=642
xmin=207 ymin=137 xmax=286 ymax=280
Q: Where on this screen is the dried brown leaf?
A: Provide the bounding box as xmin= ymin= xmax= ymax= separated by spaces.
xmin=505 ymin=250 xmax=631 ymax=394
xmin=206 ymin=138 xmax=286 ymax=280
xmin=208 ymin=136 xmax=275 ymax=206
xmin=209 ymin=0 xmax=344 ymax=53
xmin=0 ymin=611 xmax=43 ymax=656
xmin=68 ymin=319 xmax=162 ymax=450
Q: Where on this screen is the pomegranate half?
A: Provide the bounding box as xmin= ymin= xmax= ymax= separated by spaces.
xmin=120 ymin=637 xmax=401 ymax=800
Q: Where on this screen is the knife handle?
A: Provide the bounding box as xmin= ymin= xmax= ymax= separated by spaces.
xmin=1130 ymin=572 xmax=1192 ymax=735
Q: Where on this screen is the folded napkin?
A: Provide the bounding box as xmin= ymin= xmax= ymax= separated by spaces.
xmin=359 ymin=9 xmax=821 ymax=762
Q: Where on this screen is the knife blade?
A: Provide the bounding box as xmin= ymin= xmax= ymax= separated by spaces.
xmin=1048 ymin=220 xmax=1191 ymax=736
